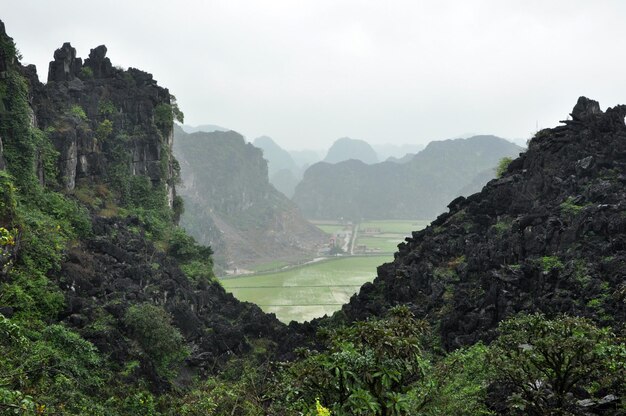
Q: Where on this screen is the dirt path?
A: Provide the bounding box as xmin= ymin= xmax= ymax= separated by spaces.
xmin=350 ymin=223 xmax=359 ymax=255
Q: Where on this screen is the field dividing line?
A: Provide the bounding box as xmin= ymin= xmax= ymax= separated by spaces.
xmin=226 ymin=284 xmax=364 ymax=288
xmin=258 ymin=303 xmax=345 ymax=306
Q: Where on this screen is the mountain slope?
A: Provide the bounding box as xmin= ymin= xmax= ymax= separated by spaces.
xmin=336 ymin=97 xmax=626 ymax=350
xmin=253 ymin=135 xmax=302 ymax=196
xmin=174 ymin=128 xmax=325 ymax=271
xmin=253 ymin=135 xmax=298 ymax=177
xmin=293 ymin=135 xmax=522 ymax=219
xmin=0 ymin=21 xmax=297 ymax=412
xmin=323 ymin=137 xmax=379 ymax=164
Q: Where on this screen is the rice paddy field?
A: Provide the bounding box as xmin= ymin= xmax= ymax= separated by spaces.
xmin=221 ymin=220 xmax=431 ymax=323
xmin=221 ymin=255 xmax=390 ymax=323
xmin=355 ymin=220 xmax=430 ymax=253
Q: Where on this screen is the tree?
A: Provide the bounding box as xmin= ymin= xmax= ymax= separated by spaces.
xmin=270 ymin=306 xmax=428 ymax=415
xmin=489 ymin=313 xmax=625 ymax=415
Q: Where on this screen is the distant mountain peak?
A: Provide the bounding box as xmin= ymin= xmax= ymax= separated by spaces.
xmin=180 ymin=123 xmax=229 ymax=134
xmin=324 ymin=137 xmax=379 ymax=164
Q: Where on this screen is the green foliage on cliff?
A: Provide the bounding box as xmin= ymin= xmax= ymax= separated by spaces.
xmin=496 ymin=156 xmax=513 ymax=178
xmin=123 ymin=304 xmax=189 ymax=377
xmin=490 ymin=313 xmax=625 ymax=414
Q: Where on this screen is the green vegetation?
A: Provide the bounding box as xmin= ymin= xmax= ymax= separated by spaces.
xmin=491 ymin=217 xmax=512 ymax=234
xmin=270 ymin=306 xmax=427 ymax=415
xmin=123 ymin=304 xmax=188 ymax=377
xmin=79 ymin=66 xmax=93 ymax=79
xmin=355 ymin=220 xmax=427 ymax=254
xmin=250 ymin=259 xmax=290 ymax=272
xmin=490 ymin=313 xmax=625 ymax=414
xmin=69 ymin=104 xmax=88 ymax=121
xmin=496 ymin=156 xmax=513 ymax=178
xmin=222 ymin=256 xmax=388 ymax=322
xmin=314 ymin=223 xmax=351 ymax=235
xmin=539 ymin=255 xmax=564 ymax=272
xmin=361 ymin=220 xmax=430 ymax=234
xmin=560 ymin=196 xmax=590 ymax=216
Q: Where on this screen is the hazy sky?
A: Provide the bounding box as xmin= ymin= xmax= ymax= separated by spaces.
xmin=3 ymin=1 xmax=626 ymax=149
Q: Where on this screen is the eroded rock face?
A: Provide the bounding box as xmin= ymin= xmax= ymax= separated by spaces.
xmin=338 ymin=97 xmax=626 ymax=349
xmin=0 ymin=20 xmax=14 ymax=79
xmin=48 ymin=42 xmax=83 ymax=82
xmin=83 ymin=45 xmax=113 ymax=78
xmin=59 ymin=217 xmax=295 ymax=378
xmin=34 ymin=43 xmax=176 ymax=200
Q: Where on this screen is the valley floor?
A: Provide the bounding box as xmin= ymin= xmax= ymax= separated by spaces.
xmin=220 ymin=219 xmax=430 ymax=322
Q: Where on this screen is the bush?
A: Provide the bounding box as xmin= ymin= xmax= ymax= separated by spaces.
xmin=79 ymin=66 xmax=94 ymax=79
xmin=68 ymin=105 xmax=88 ymax=121
xmin=496 ymin=157 xmax=513 ymax=178
xmin=270 ymin=306 xmax=428 ymax=415
xmin=489 ymin=313 xmax=626 ymax=415
xmin=123 ymin=303 xmax=188 ymax=377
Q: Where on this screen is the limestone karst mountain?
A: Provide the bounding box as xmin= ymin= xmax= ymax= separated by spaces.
xmin=174 ymin=127 xmax=325 ymax=271
xmin=323 ymin=136 xmax=379 ymax=164
xmin=336 ymin=98 xmax=626 ymax=351
xmin=293 ymin=135 xmax=522 ymax=219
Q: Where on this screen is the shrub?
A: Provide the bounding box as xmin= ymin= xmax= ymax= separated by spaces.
xmin=123 ymin=303 xmax=188 ymax=377
xmin=539 ymin=256 xmax=563 ymax=272
xmin=95 ymin=119 xmax=113 ymax=141
xmin=68 ymin=105 xmax=88 ymax=121
xmin=496 ymin=157 xmax=513 ymax=178
xmin=270 ymin=306 xmax=428 ymax=415
xmin=489 ymin=313 xmax=626 ymax=415
xmin=79 ymin=66 xmax=94 ymax=79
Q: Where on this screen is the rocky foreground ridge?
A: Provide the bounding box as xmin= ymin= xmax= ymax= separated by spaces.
xmin=0 ymin=20 xmax=294 ymax=386
xmin=337 ymin=97 xmax=626 ymax=348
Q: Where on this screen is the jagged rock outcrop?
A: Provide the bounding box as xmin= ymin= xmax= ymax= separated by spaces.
xmin=35 ymin=42 xmax=177 ymax=204
xmin=0 ymin=21 xmax=14 ymax=79
xmin=0 ymin=19 xmax=304 ymax=382
xmin=47 ymin=42 xmax=82 ymax=82
xmin=337 ymin=97 xmax=626 ymax=349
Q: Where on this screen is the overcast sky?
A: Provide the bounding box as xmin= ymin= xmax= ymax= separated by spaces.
xmin=3 ymin=1 xmax=626 ymax=150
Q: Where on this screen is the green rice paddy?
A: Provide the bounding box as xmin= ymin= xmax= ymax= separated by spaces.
xmin=355 ymin=220 xmax=429 ymax=253
xmin=221 ymin=255 xmax=390 ymax=323
xmin=221 ymin=220 xmax=431 ymax=323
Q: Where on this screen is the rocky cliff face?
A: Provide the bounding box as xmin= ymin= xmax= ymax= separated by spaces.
xmin=60 ymin=216 xmax=291 ymax=379
xmin=0 ymin=19 xmax=297 ymax=384
xmin=29 ymin=41 xmax=177 ymax=204
xmin=337 ymin=98 xmax=626 ymax=348
xmin=174 ymin=127 xmax=326 ymax=270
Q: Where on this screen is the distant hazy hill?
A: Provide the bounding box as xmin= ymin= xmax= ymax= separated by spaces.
xmin=293 ymin=135 xmax=523 ymax=219
xmin=290 ymin=149 xmax=323 ymax=167
xmin=386 ymin=153 xmax=416 ymax=164
xmin=252 ymin=136 xmax=304 ymax=197
xmin=324 ymin=137 xmax=379 ymax=164
xmin=180 ymin=123 xmax=229 ymax=134
xmin=270 ymin=169 xmax=300 ymax=199
xmin=173 ymin=127 xmax=325 ymax=270
xmin=373 ymin=143 xmax=424 ymax=160
xmin=253 ymin=136 xmax=298 ymax=176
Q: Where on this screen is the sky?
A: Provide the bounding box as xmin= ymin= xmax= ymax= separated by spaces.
xmin=3 ymin=1 xmax=626 ymax=150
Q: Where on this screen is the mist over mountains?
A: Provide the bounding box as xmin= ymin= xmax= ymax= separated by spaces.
xmin=293 ymin=135 xmax=523 ymax=220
